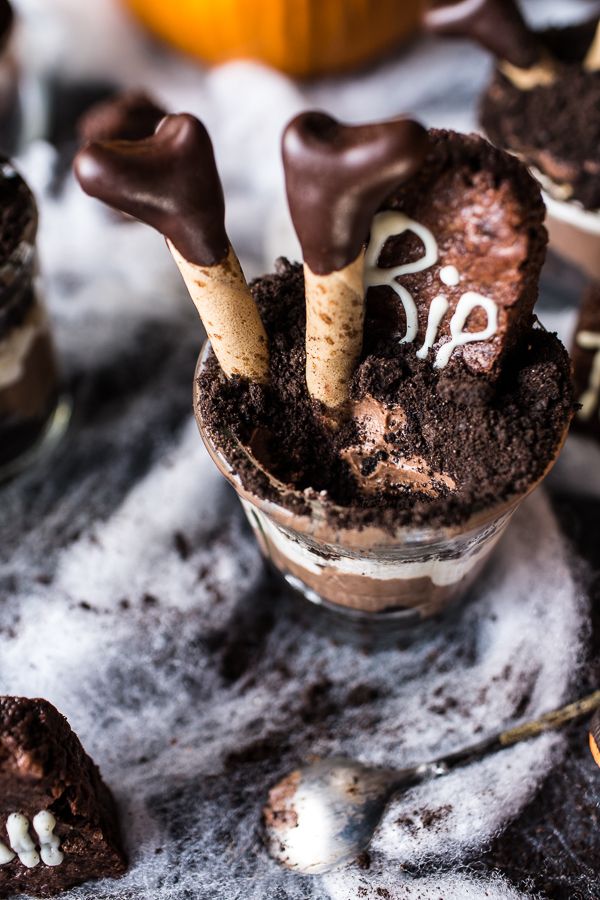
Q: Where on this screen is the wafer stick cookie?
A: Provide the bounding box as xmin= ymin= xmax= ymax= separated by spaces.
xmin=424 ymin=0 xmax=556 ymax=90
xmin=282 ymin=112 xmax=428 ymax=415
xmin=74 ymin=113 xmax=269 ymax=384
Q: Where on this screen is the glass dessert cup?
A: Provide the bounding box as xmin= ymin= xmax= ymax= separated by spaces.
xmin=194 ymin=342 xmax=565 ymax=629
xmin=0 ymin=164 xmax=70 ymax=482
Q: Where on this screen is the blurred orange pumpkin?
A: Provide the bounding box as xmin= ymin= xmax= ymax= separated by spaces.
xmin=122 ymin=0 xmax=423 ymax=78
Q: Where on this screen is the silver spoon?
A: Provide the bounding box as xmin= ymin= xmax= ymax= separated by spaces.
xmin=263 ymin=689 xmax=600 ymax=875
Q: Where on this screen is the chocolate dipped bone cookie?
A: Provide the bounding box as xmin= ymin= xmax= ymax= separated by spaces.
xmin=0 ymin=697 xmax=126 ymax=897
xmin=571 ymin=282 xmax=600 ymax=440
xmin=77 ymin=89 xmax=167 ymax=144
xmin=364 ymin=129 xmax=547 ymax=378
xmin=75 ymin=113 xmax=269 ymax=384
xmin=282 ymin=112 xmax=428 ymax=414
xmin=423 ymin=0 xmax=556 ymax=90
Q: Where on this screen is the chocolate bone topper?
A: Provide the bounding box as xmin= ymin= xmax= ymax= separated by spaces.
xmin=77 ymin=90 xmax=167 ymax=144
xmin=570 ymin=281 xmax=600 ymax=441
xmin=74 ymin=113 xmax=269 ymax=384
xmin=282 ymin=111 xmax=428 ymax=413
xmin=423 ymin=0 xmax=556 ymax=90
xmin=591 ymin=708 xmax=600 ymax=769
xmin=363 ymin=129 xmax=547 ymax=378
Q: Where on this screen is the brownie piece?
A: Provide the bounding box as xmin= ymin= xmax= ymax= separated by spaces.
xmin=0 ymin=697 xmax=127 ymax=897
xmin=480 ymin=18 xmax=600 ymax=211
xmin=372 ymin=129 xmax=547 ymax=378
xmin=571 ymin=281 xmax=600 ymax=440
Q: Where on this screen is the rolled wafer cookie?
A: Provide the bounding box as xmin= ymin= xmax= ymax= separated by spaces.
xmin=282 ymin=112 xmax=428 ymax=414
xmin=74 ymin=113 xmax=269 ymax=384
xmin=584 ymin=21 xmax=600 ymax=71
xmin=423 ymin=0 xmax=556 ymax=90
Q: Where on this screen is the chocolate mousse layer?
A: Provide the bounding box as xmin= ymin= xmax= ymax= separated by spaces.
xmin=480 ymin=18 xmax=600 ymax=210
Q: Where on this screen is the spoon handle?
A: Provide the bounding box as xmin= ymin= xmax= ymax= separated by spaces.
xmin=418 ymin=688 xmax=600 ymax=777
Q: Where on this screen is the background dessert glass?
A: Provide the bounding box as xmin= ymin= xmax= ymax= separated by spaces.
xmin=194 ymin=342 xmax=564 ymax=635
xmin=0 ymin=162 xmax=70 ymax=480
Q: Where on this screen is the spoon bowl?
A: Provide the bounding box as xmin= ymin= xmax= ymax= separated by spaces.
xmin=263 ymin=757 xmax=416 ymax=874
xmin=263 ymin=690 xmax=600 ymax=875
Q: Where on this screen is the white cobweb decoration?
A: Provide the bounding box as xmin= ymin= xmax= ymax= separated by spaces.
xmin=0 ymin=1 xmax=591 ymax=897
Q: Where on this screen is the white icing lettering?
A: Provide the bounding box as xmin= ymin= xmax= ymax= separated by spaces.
xmin=33 ymin=811 xmax=63 ymax=867
xmin=365 ymin=215 xmax=499 ymax=365
xmin=434 ymin=292 xmax=498 ymax=369
xmin=6 ymin=813 xmax=40 ymax=868
xmin=392 ymin=283 xmax=418 ymax=344
xmin=365 ymin=212 xmax=437 ymax=343
xmin=440 ymin=265 xmax=460 ymax=287
xmin=576 ymin=330 xmax=600 ymax=420
xmin=416 ymin=294 xmax=449 ymax=360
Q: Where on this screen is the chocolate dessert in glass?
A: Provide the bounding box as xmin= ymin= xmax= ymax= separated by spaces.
xmin=0 ymin=161 xmax=66 ymax=478
xmin=425 ymin=0 xmax=600 ymax=282
xmin=74 ymin=112 xmax=573 ymax=627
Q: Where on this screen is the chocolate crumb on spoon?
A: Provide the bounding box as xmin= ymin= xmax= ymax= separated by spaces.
xmin=423 ymin=0 xmax=556 ymax=90
xmin=282 ymin=112 xmax=428 ymax=416
xmin=74 ymin=113 xmax=269 ymax=384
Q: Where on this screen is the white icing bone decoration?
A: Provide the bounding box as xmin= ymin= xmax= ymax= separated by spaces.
xmin=364 ymin=212 xmax=498 ymax=367
xmin=33 ymin=811 xmax=64 ymax=867
xmin=6 ymin=813 xmax=40 ymax=868
xmin=1 ymin=811 xmax=64 ymax=868
xmin=576 ymin=330 xmax=600 ymax=420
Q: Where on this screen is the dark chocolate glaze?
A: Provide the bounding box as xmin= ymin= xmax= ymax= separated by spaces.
xmin=74 ymin=113 xmax=228 ymax=267
xmin=0 ymin=0 xmax=13 ymax=54
xmin=282 ymin=112 xmax=428 ymax=275
xmin=77 ymin=90 xmax=167 ymax=144
xmin=423 ymin=0 xmax=542 ymax=69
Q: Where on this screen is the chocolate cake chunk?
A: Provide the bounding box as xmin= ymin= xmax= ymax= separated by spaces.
xmin=369 ymin=130 xmax=547 ymax=378
xmin=571 ymin=281 xmax=600 ymax=440
xmin=77 ymin=89 xmax=166 ymax=144
xmin=0 ymin=697 xmax=127 ymax=897
xmin=480 ymin=18 xmax=600 ymax=210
